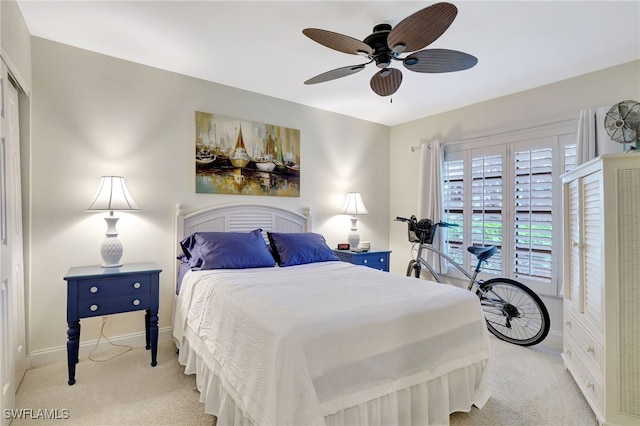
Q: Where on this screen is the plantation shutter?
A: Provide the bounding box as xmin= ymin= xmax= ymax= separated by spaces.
xmin=512 ymin=146 xmax=554 ymax=283
xmin=564 ymin=143 xmax=577 ymax=172
xmin=470 ymin=149 xmax=504 ymax=275
xmin=442 ymin=157 xmax=465 ymax=267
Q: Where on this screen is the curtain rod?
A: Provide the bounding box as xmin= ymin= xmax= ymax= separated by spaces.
xmin=409 ymin=118 xmax=576 ymax=152
xmin=410 ymin=144 xmax=430 ymax=152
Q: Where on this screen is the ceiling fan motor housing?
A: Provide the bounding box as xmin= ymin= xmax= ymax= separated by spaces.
xmin=363 ymin=23 xmax=396 ymax=68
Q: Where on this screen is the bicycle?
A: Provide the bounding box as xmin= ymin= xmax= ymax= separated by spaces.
xmin=395 ymin=215 xmax=550 ymax=346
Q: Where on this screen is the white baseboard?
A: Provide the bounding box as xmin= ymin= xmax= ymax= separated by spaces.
xmin=27 ymin=326 xmax=174 ymax=369
xmin=536 ymin=329 xmax=563 ymax=354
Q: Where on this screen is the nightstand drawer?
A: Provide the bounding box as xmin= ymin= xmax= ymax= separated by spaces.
xmin=333 ymin=249 xmax=391 ymax=272
xmin=77 ymin=293 xmax=151 ymax=317
xmin=78 ymin=275 xmax=151 ymax=299
xmin=351 ymin=252 xmax=388 ymax=268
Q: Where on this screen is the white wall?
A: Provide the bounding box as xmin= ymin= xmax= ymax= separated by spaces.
xmin=388 ymin=59 xmax=640 ymax=348
xmin=0 ymin=0 xmax=31 ymax=93
xmin=24 ymin=35 xmax=640 ymax=358
xmin=27 ymin=37 xmax=390 ymax=359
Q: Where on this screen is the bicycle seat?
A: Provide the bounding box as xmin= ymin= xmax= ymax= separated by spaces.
xmin=467 ymin=245 xmax=497 ymax=261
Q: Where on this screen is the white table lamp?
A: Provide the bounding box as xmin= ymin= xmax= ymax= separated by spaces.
xmin=87 ymin=176 xmax=139 ymax=267
xmin=341 ymin=192 xmax=369 ymax=248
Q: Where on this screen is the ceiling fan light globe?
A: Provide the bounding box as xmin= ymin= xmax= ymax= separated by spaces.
xmin=392 ymin=43 xmax=406 ymax=53
xmin=376 ymin=53 xmax=392 ymax=68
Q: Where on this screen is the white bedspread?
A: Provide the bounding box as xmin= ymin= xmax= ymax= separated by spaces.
xmin=173 ymin=261 xmax=490 ymax=426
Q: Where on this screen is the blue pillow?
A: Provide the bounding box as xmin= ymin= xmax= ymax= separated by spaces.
xmin=179 ymin=229 xmax=276 ymax=269
xmin=267 ymin=232 xmax=339 ymax=267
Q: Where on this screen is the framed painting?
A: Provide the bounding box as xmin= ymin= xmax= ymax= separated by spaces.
xmin=195 ymin=111 xmax=300 ymax=197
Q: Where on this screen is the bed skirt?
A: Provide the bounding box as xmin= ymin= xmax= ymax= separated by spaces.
xmin=177 ymin=331 xmax=491 ymax=426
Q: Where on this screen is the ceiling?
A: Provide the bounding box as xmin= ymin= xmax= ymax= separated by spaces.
xmin=16 ymin=1 xmax=640 ymax=126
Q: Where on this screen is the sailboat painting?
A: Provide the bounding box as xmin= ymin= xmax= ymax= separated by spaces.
xmin=195 ymin=111 xmax=301 ymax=197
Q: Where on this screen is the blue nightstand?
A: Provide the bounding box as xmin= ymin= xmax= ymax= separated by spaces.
xmin=64 ymin=262 xmax=162 ymax=385
xmin=333 ymin=249 xmax=391 ymax=272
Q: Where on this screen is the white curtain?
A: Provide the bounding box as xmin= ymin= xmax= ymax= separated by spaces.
xmin=417 ymin=140 xmax=445 ymax=273
xmin=576 ymin=109 xmax=597 ymax=165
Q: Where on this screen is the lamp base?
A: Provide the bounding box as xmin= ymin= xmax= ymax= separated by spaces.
xmin=100 ymin=216 xmax=123 ymax=268
xmin=347 ymin=217 xmax=360 ymax=248
xmin=347 ymin=232 xmax=360 ymax=249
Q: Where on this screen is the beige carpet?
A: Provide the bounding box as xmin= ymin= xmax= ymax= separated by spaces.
xmin=13 ymin=336 xmax=596 ymax=425
xmin=450 ymin=336 xmax=597 ymax=426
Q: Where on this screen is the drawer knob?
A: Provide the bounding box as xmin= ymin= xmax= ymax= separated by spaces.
xmin=587 ymin=381 xmax=595 ymax=390
xmin=90 ymin=286 xmax=98 ymax=294
xmin=133 ymin=282 xmax=141 ymax=289
xmin=363 ymin=259 xmax=368 ymax=264
xmin=565 ymin=320 xmax=571 ymax=327
xmin=587 ymin=345 xmax=595 ymax=354
xmin=379 ymin=258 xmax=384 ymax=263
xmin=90 ymin=304 xmax=98 ymax=312
xmin=132 ymin=299 xmax=140 ymax=306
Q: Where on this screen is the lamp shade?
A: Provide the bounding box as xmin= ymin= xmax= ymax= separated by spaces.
xmin=341 ymin=192 xmax=369 ymax=215
xmin=87 ymin=176 xmax=139 ymax=212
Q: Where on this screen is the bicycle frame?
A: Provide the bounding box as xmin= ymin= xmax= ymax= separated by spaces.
xmin=413 ymin=243 xmax=520 ymax=324
xmin=412 ymin=242 xmax=484 ymax=292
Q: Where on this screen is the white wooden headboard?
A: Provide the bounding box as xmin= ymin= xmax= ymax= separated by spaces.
xmin=174 ymin=203 xmax=312 ymax=277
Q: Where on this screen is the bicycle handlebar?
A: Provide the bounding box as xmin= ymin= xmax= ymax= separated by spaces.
xmin=395 ymin=216 xmax=458 ymax=228
xmin=394 ymin=216 xmax=413 ymax=222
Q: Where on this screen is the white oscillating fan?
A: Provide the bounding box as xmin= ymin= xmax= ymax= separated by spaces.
xmin=604 ymin=100 xmax=640 ymax=151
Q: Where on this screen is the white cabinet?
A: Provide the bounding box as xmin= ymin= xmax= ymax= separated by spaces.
xmin=561 ymin=154 xmax=640 ymax=426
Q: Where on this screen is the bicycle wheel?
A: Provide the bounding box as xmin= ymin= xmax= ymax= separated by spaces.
xmin=406 ymin=259 xmax=421 ymax=278
xmin=477 ymin=278 xmax=550 ymax=346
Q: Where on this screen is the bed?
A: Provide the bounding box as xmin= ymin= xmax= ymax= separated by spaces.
xmin=172 ymin=203 xmax=491 ymax=425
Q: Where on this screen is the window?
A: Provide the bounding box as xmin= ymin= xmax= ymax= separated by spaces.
xmin=442 ymin=122 xmax=577 ymax=296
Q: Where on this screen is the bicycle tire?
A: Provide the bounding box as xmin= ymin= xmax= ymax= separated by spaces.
xmin=477 ymin=278 xmax=550 ymax=346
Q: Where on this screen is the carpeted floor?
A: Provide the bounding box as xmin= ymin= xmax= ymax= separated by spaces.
xmin=449 ymin=336 xmax=597 ymax=426
xmin=12 ymin=336 xmax=596 ymax=425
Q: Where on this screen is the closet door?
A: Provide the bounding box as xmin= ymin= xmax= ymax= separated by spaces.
xmin=0 ymin=62 xmax=26 ymax=426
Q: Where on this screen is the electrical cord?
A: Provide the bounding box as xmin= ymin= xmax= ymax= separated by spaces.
xmin=88 ymin=318 xmax=133 ymax=362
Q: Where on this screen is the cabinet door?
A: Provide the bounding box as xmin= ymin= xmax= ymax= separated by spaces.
xmin=581 ymin=171 xmax=604 ymax=332
xmin=565 ymin=178 xmax=582 ymax=312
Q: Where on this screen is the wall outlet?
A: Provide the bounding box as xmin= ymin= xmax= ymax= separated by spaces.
xmin=102 ymin=315 xmax=111 ymax=328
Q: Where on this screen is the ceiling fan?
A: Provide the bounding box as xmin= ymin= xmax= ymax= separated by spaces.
xmin=302 ymin=2 xmax=477 ymax=97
